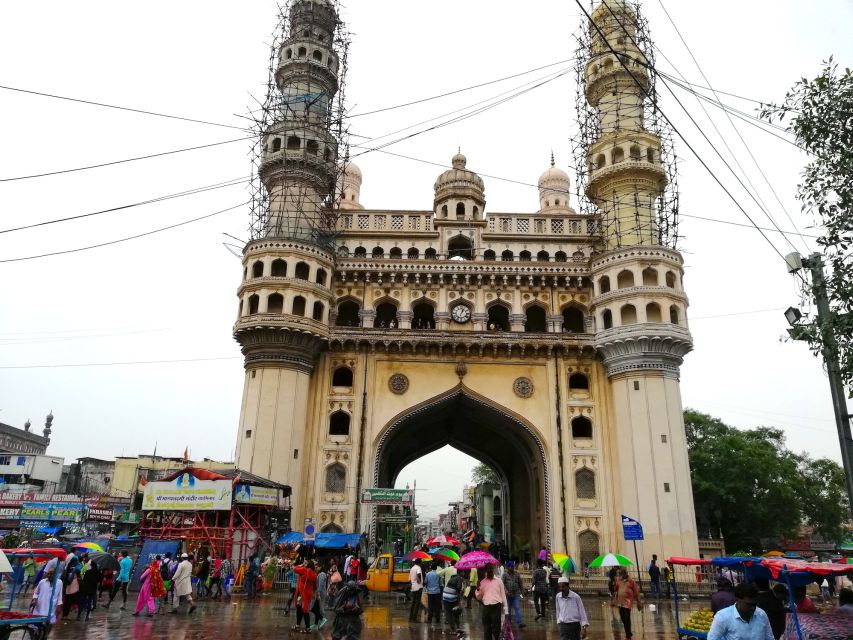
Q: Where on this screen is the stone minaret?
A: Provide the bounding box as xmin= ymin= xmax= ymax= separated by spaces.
xmin=233 ymin=0 xmax=340 ymax=514
xmin=586 ymin=0 xmax=698 ymax=558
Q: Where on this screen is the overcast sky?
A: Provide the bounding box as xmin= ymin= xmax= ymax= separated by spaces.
xmin=1 ymin=1 xmax=851 ymax=520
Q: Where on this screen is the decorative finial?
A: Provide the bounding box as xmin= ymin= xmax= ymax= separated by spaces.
xmin=550 ymin=150 xmax=555 ymax=167
xmin=24 ymin=419 xmax=31 ymax=433
xmin=43 ymin=411 xmax=53 ymax=439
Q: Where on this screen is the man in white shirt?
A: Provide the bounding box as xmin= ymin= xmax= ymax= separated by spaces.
xmin=408 ymin=559 xmax=423 ymax=623
xmin=554 ymin=577 xmax=588 ymax=640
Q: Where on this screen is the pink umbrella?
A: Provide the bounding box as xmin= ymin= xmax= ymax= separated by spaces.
xmin=455 ymin=551 xmax=500 ymax=569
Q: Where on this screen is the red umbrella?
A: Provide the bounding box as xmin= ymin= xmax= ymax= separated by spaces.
xmin=427 ymin=535 xmax=461 ymax=547
xmin=404 ymin=550 xmax=432 ymax=561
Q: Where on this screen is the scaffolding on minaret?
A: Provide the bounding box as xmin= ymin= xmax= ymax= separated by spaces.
xmin=247 ymin=1 xmax=351 ymax=247
xmin=571 ymin=0 xmax=680 ymax=250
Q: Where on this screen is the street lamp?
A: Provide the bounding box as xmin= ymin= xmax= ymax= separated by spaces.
xmin=784 ymin=306 xmax=802 ymax=326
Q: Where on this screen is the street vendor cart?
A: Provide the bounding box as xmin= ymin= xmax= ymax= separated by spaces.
xmin=0 ymin=547 xmax=67 ymax=640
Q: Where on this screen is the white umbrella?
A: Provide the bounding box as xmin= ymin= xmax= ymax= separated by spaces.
xmin=0 ymin=550 xmax=13 ymax=574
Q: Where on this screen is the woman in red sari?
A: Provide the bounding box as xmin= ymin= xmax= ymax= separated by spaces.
xmin=293 ymin=560 xmax=317 ymax=633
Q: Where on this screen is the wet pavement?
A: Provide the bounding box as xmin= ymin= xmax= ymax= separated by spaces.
xmin=44 ymin=591 xmax=707 ymax=640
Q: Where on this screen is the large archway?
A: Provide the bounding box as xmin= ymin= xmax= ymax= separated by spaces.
xmin=372 ymin=386 xmax=551 ymax=556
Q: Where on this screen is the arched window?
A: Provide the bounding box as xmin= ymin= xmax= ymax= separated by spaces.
xmin=620 ymin=304 xmax=637 ymax=325
xmin=252 ymin=261 xmax=264 ymax=278
xmin=448 ymin=236 xmax=473 ymax=260
xmin=374 ymin=302 xmax=398 ymax=328
xmin=455 ymin=202 xmax=465 ymax=219
xmin=335 ymin=300 xmax=360 ymax=326
xmin=329 ymin=413 xmax=350 ymax=437
xmin=487 ymin=305 xmax=510 ymax=331
xmin=372 ymin=246 xmax=384 ymax=258
xmin=306 ymin=140 xmax=319 ymax=155
xmin=595 ymin=153 xmax=606 ymax=169
xmin=501 ymin=250 xmax=514 ymax=262
xmin=267 ymin=293 xmax=284 ymax=314
xmin=271 ymin=138 xmax=282 ymax=152
xmin=617 ymin=270 xmax=634 ymax=288
xmin=670 ymin=305 xmax=680 ymax=325
xmin=285 ymin=49 xmax=292 ymax=59
xmin=297 ymin=46 xmax=307 ymax=57
xmin=578 ymin=530 xmax=600 ymax=570
xmin=412 ymin=302 xmax=435 ymax=329
xmin=537 ymin=251 xmax=549 ymax=262
xmin=602 ymin=309 xmax=613 ymax=329
xmin=354 ymin=246 xmax=367 ymax=258
xmin=525 ymin=306 xmax=547 ymax=332
xmin=441 ymin=205 xmax=448 ymax=218
xmin=324 ymin=462 xmax=346 ymax=491
xmin=389 ymin=247 xmax=403 ymax=259
xmin=569 ymin=373 xmax=589 ymax=391
xmin=642 ymin=267 xmax=658 ymax=286
xmin=646 ymin=148 xmax=655 ymax=163
xmin=322 ymin=522 xmax=343 ymax=533
xmin=407 ymin=247 xmax=419 ymax=259
xmin=575 ymin=469 xmax=596 ymax=500
xmin=287 ymin=135 xmax=300 ymax=150
xmin=271 ymin=259 xmax=287 ymax=277
xmin=646 ymin=302 xmax=662 ymax=323
xmin=332 ymin=366 xmax=353 ymax=387
xmin=337 ymin=246 xmax=350 ymax=257
xmin=316 ymin=268 xmax=327 ymax=285
xmin=312 ymin=301 xmax=324 ymax=321
xmin=424 ymin=248 xmax=437 ymax=260
xmin=483 ymin=249 xmax=496 ymax=261
xmin=312 ymin=50 xmax=323 ymax=61
xmin=292 ymin=296 xmax=306 ymax=316
xmin=629 ymin=145 xmax=641 ymax=160
xmin=473 ymin=205 xmax=480 ymax=218
xmin=612 ymin=147 xmax=625 ymax=164
xmin=248 ymin=294 xmax=259 ymax=315
xmin=563 ymin=307 xmax=585 ymax=333
xmin=572 ymin=416 xmax=593 ymax=439
xmin=295 ymin=262 xmax=310 ymax=280
xmin=599 ymin=276 xmax=611 ymax=294
xmin=555 ymin=251 xmax=568 ymax=262
xmin=243 ymin=267 xmax=247 ymax=281
xmin=665 ymin=271 xmax=677 ymax=288
xmin=519 ymin=250 xmax=532 ymax=262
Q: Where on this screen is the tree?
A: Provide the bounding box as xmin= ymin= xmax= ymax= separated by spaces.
xmin=760 ymin=60 xmax=853 ymax=394
xmin=471 ymin=463 xmax=500 ymax=486
xmin=684 ymin=409 xmax=848 ymax=552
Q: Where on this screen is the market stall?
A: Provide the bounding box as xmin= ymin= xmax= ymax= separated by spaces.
xmin=0 ymin=547 xmax=67 ymax=639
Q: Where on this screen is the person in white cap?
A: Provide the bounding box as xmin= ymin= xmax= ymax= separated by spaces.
xmin=170 ymin=553 xmax=196 ymax=615
xmin=555 ymin=576 xmax=588 ymax=640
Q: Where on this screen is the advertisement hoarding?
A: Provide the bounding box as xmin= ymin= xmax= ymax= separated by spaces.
xmin=142 ymin=476 xmax=232 ymax=511
xmin=20 ymin=502 xmax=83 ymax=522
xmin=360 ymin=488 xmax=414 ymax=505
xmin=233 ymin=484 xmax=279 ymax=506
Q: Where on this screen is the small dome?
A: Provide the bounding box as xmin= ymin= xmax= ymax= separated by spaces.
xmin=338 ymin=159 xmax=364 ymax=210
xmin=343 ymin=160 xmax=362 ymax=180
xmin=434 ymin=151 xmax=485 ymax=193
xmin=451 ymin=152 xmax=467 ymax=169
xmin=538 ymin=164 xmax=570 ymax=187
xmin=538 ymin=155 xmax=572 ymax=213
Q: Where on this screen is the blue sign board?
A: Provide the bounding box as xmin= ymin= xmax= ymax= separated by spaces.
xmin=131 ymin=539 xmax=182 ymax=589
xmin=621 ymin=514 xmax=644 ymax=541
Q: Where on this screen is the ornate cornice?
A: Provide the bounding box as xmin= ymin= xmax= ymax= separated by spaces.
xmin=234 ymin=324 xmax=327 ymax=373
xmin=594 ymin=323 xmax=693 ymax=379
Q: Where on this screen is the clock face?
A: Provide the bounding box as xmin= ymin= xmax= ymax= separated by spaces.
xmin=451 ymin=304 xmax=471 ymax=323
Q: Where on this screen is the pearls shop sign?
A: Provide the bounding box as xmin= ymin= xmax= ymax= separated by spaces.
xmin=19 ymin=502 xmax=83 ymax=522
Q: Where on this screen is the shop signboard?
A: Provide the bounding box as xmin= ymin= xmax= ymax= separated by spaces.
xmin=0 ymin=508 xmax=19 ymax=520
xmin=142 ymin=476 xmax=232 ymax=511
xmin=233 ymin=484 xmax=279 ymax=506
xmin=86 ymin=507 xmax=114 ymax=522
xmin=360 ymin=488 xmax=414 ymax=505
xmin=20 ymin=502 xmax=83 ymax=522
xmin=0 ymin=493 xmax=80 ymax=508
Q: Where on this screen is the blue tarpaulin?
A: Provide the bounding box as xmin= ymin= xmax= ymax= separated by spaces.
xmin=275 ymin=532 xmax=360 ymax=549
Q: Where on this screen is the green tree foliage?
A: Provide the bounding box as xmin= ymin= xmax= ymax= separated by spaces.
xmin=471 ymin=462 xmax=500 ymax=486
xmin=760 ymin=60 xmax=853 ymax=394
xmin=685 ymin=409 xmax=848 ymax=551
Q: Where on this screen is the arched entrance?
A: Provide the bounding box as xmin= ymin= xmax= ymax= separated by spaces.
xmin=371 ymin=386 xmax=551 ymax=555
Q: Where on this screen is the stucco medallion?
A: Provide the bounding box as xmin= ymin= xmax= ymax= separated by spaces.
xmin=388 ymin=374 xmax=409 ymax=395
xmin=513 ymin=377 xmax=534 ymax=398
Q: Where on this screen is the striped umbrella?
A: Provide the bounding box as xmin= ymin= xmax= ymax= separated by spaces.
xmin=404 ymin=550 xmax=432 ymax=562
xmin=74 ymin=542 xmax=105 ymax=552
xmin=552 ymin=553 xmax=576 ymax=574
xmin=588 ymin=553 xmax=633 ymax=568
xmin=434 ymin=548 xmax=460 ymax=562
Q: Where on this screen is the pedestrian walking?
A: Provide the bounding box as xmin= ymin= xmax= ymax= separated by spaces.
xmin=31 ymin=568 xmax=62 ymax=629
xmin=533 ymin=559 xmax=550 ymax=620
xmin=476 ymin=564 xmax=508 ymax=640
xmin=614 ymin=568 xmax=641 ymax=639
xmin=170 ymin=553 xmax=196 ymax=615
xmin=538 ymin=546 xmax=549 ymax=563
xmin=711 ymin=577 xmax=737 ymax=613
xmin=98 ymin=566 xmax=114 ymax=602
xmin=441 ymin=566 xmax=465 ymax=636
xmin=245 ymin=554 xmax=260 ymax=600
xmin=21 ymin=556 xmax=36 ymax=596
xmin=60 ymin=563 xmax=81 ymax=619
xmin=77 ymin=559 xmax=101 ymax=621
xmin=293 ymin=560 xmax=317 ymax=632
xmin=196 ymin=555 xmax=210 ymax=599
xmin=708 ymin=583 xmax=774 ymax=640
xmin=209 ymin=554 xmax=224 ymax=598
xmin=465 ymin=567 xmax=478 ymax=609
xmin=331 ymin=581 xmax=364 ymax=640
xmin=502 ymin=561 xmax=525 ymax=627
xmin=554 ymin=577 xmax=588 ymax=640
xmin=648 ymin=554 xmax=661 ymax=598
xmin=662 ymin=563 xmax=672 ymax=599
xmin=104 ymin=551 xmax=133 ymax=610
xmin=607 ymin=566 xmax=618 ymax=602
xmin=408 ymin=558 xmax=424 ymax=622
xmin=133 ymin=560 xmax=158 ymax=617
xmin=219 ymin=556 xmax=233 ymax=598
xmin=549 ymin=563 xmax=563 ymax=603
xmin=312 ymin=561 xmax=329 ymax=630
xmin=425 ymin=562 xmax=443 ymax=624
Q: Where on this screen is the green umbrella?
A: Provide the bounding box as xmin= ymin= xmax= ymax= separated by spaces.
xmin=588 ymin=553 xmax=633 ymax=568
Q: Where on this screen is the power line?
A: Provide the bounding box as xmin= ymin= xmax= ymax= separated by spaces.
xmin=0 ymin=137 xmax=251 ymax=183
xmin=0 ymin=201 xmax=249 ymax=262
xmin=0 ymin=175 xmax=248 ymax=234
xmin=679 ymin=212 xmax=820 ymax=238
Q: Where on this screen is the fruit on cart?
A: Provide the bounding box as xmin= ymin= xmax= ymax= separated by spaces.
xmin=682 ymin=608 xmax=714 ymax=633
